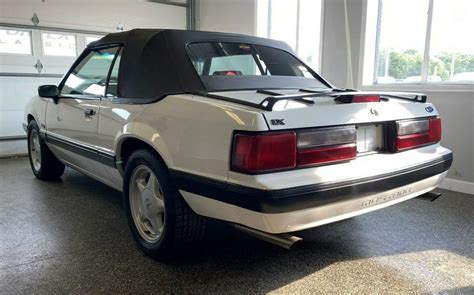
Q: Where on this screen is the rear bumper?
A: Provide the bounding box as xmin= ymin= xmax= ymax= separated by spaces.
xmin=172 ymin=152 xmax=452 ymax=233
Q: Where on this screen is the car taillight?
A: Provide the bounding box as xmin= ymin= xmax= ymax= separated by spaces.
xmin=396 ymin=117 xmax=441 ymax=151
xmin=352 ymin=95 xmax=381 ymax=103
xmin=296 ymin=126 xmax=356 ymax=167
xmin=231 ymin=126 xmax=357 ymax=174
xmin=231 ymin=132 xmax=296 ymax=173
xmin=336 ymin=95 xmax=381 ymax=104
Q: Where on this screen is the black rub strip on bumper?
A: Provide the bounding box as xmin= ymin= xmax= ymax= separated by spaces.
xmin=170 ymin=153 xmax=453 ymax=214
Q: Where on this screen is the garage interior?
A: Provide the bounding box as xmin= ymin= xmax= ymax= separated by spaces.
xmin=0 ymin=0 xmax=473 ymax=293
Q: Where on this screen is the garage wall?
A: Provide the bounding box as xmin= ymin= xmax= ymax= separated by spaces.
xmin=0 ymin=0 xmax=186 ymax=32
xmin=320 ymin=0 xmax=364 ymax=88
xmin=320 ymin=0 xmax=474 ymax=194
xmin=197 ymin=0 xmax=256 ymax=35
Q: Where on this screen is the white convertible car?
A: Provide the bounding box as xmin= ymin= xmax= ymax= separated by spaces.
xmin=24 ymin=29 xmax=453 ymax=258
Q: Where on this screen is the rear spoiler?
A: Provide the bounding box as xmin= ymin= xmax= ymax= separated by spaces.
xmin=195 ymin=89 xmax=427 ymax=111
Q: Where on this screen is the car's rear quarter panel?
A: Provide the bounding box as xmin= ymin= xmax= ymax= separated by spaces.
xmin=113 ymin=94 xmax=269 ymax=181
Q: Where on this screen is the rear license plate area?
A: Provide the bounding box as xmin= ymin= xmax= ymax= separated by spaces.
xmin=356 ymin=124 xmax=384 ymax=153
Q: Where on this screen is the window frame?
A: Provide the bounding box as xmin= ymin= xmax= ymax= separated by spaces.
xmin=0 ymin=27 xmax=38 ymax=75
xmin=185 ymin=41 xmax=332 ymax=91
xmin=104 ymin=47 xmax=122 ymax=99
xmin=360 ymin=0 xmax=474 ymax=91
xmin=40 ymin=30 xmax=78 ymax=57
xmin=187 ymin=42 xmax=319 ymax=78
xmin=58 ymin=45 xmax=122 ymax=100
xmin=0 ymin=27 xmax=34 ymax=56
xmin=256 ymin=0 xmax=324 ymax=73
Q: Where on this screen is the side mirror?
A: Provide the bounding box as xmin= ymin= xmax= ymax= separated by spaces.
xmin=38 ymin=85 xmax=60 ymax=99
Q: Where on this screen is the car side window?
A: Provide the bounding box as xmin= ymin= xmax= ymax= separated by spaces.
xmin=106 ymin=48 xmax=122 ymax=97
xmin=61 ymin=47 xmax=119 ymax=97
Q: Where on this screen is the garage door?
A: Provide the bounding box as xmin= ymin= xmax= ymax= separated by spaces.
xmin=0 ymin=26 xmax=104 ymax=139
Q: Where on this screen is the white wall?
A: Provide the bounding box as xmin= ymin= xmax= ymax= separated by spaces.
xmin=320 ymin=0 xmax=474 ymax=193
xmin=0 ymin=0 xmax=187 ymax=32
xmin=320 ymin=0 xmax=364 ymax=88
xmin=197 ymin=0 xmax=256 ymax=35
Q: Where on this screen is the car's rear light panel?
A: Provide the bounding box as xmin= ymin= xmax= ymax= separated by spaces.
xmin=296 ymin=126 xmax=357 ymax=167
xmin=232 ymin=117 xmax=442 ymax=174
xmin=397 ymin=119 xmax=429 ymax=135
xmin=396 ymin=117 xmax=441 ymax=151
xmin=232 ymin=132 xmax=296 ymax=173
xmin=231 ymin=125 xmax=357 ymax=174
xmin=336 ymin=95 xmax=382 ymax=104
xmin=297 ymin=143 xmax=356 ymax=167
xmin=297 ymin=126 xmax=356 ymax=148
xmin=352 ymin=95 xmax=381 ymax=103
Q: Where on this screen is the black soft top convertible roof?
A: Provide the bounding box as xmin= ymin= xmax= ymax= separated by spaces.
xmin=87 ymin=29 xmax=330 ymax=101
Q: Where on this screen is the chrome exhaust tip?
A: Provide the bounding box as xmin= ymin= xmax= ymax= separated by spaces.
xmin=230 ymin=223 xmax=303 ymax=250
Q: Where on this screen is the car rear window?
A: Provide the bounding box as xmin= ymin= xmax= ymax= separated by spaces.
xmin=187 ymin=42 xmax=315 ymax=78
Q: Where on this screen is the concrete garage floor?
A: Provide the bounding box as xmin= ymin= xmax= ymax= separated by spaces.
xmin=1 ymin=157 xmax=473 ymax=294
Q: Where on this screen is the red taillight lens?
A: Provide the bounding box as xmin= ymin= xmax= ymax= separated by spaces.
xmin=297 ymin=143 xmax=357 ymax=167
xmin=352 ymin=95 xmax=381 ymax=103
xmin=231 ymin=126 xmax=357 ymax=174
xmin=429 ymin=117 xmax=442 ymax=143
xmin=396 ymin=133 xmax=431 ymax=150
xmin=396 ymin=117 xmax=441 ymax=151
xmin=231 ymin=132 xmax=296 ymax=173
xmin=296 ymin=126 xmax=356 ymax=167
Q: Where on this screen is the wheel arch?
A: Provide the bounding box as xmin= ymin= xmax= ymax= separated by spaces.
xmin=116 ymin=135 xmax=171 ymax=176
xmin=24 ymin=95 xmax=48 ymax=132
xmin=27 ymin=114 xmax=35 ymax=124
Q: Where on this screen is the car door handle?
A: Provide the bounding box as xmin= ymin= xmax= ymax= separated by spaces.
xmin=84 ymin=109 xmax=96 ymax=117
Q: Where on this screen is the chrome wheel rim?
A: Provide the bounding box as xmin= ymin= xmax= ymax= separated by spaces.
xmin=129 ymin=165 xmax=166 ymax=243
xmin=29 ymin=129 xmax=41 ymax=171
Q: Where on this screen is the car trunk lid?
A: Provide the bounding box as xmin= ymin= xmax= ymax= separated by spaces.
xmin=203 ymin=89 xmax=435 ymax=130
xmin=263 ymin=100 xmax=436 ymax=130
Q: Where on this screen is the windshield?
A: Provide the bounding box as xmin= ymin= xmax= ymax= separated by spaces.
xmin=186 ymin=42 xmax=328 ymax=85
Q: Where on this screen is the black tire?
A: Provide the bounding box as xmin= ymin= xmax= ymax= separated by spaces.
xmin=27 ymin=120 xmax=65 ymax=180
xmin=123 ymin=149 xmax=206 ymax=260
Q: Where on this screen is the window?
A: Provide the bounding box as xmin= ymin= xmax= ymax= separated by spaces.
xmin=187 ymin=42 xmax=317 ymax=78
xmin=0 ymin=29 xmax=32 ymax=55
xmin=363 ymin=0 xmax=474 ymax=85
xmin=62 ymin=47 xmax=119 ymax=96
xmin=106 ymin=48 xmax=122 ymax=97
xmin=257 ymin=0 xmax=323 ymax=71
xmin=209 ymin=55 xmax=261 ymax=76
xmin=42 ymin=32 xmax=77 ymax=56
xmin=429 ymin=0 xmax=474 ymax=83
